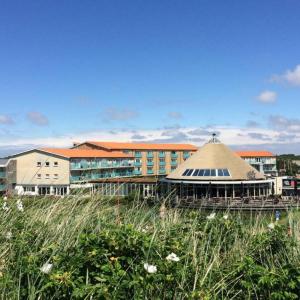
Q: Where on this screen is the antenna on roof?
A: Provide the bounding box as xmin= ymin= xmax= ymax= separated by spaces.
xmin=208 ymin=133 xmax=221 ymax=144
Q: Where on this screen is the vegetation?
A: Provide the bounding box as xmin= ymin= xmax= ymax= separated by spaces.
xmin=1 ymin=193 xmax=300 ymax=299
xmin=277 ymin=154 xmax=300 ymax=176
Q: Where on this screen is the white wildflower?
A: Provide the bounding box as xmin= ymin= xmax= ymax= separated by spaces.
xmin=223 ymin=215 xmax=229 ymax=220
xmin=267 ymin=223 xmax=275 ymax=230
xmin=166 ymin=253 xmax=180 ymax=262
xmin=206 ymin=213 xmax=216 ymax=220
xmin=3 ymin=196 xmax=7 ymax=201
xmin=40 ymin=263 xmax=53 ymax=274
xmin=143 ymin=263 xmax=157 ymax=274
xmin=6 ymin=231 xmax=12 ymax=239
xmin=2 ymin=202 xmax=9 ymax=211
xmin=16 ymin=199 xmax=24 ymax=212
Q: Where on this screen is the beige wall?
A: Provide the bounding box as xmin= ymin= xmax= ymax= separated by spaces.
xmin=14 ymin=151 xmax=70 ymax=185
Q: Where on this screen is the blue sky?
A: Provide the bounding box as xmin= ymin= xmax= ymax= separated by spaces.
xmin=1 ymin=0 xmax=300 ymax=155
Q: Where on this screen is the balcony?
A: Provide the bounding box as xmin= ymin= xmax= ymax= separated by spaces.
xmin=171 ymin=161 xmax=177 ymax=166
xmin=0 ymin=171 xmax=5 ymax=178
xmin=159 ymin=169 xmax=166 ymax=174
xmin=159 ymin=161 xmax=166 ymax=166
xmin=159 ymin=152 xmax=165 ymax=158
xmin=70 ymin=161 xmax=133 ymax=170
xmin=183 ymin=152 xmax=190 ymax=159
xmin=134 ymin=170 xmax=142 ymax=176
xmin=0 ymin=184 xmax=6 ymax=191
xmin=147 ymin=170 xmax=154 ymax=175
xmin=171 ymin=153 xmax=178 ymax=158
xmin=134 ymin=161 xmax=142 ymax=167
xmin=147 ymin=161 xmax=154 ymax=166
xmin=135 ymin=152 xmax=142 ymax=158
xmin=146 ymin=152 xmax=154 ymax=158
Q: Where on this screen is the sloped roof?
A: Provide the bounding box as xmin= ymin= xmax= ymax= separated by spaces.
xmin=236 ymin=151 xmax=275 ymax=157
xmin=40 ymin=148 xmax=134 ymax=158
xmin=81 ymin=141 xmax=198 ymax=151
xmin=166 ymin=141 xmax=265 ymax=181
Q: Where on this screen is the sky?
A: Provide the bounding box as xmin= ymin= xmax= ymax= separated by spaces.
xmin=1 ymin=0 xmax=300 ymax=156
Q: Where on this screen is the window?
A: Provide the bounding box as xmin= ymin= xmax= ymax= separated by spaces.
xmin=45 ymin=162 xmax=50 ymax=167
xmin=204 ymin=169 xmax=210 ymax=176
xmin=54 ymin=162 xmax=58 ymax=167
xmin=37 ymin=162 xmax=41 ymax=167
xmin=223 ymin=169 xmax=230 ymax=176
xmin=182 ymin=169 xmax=230 ymax=177
xmin=37 ymin=174 xmax=41 ymax=179
xmin=186 ymin=169 xmax=194 ymax=176
xmin=147 ymin=159 xmax=153 ymax=163
xmin=45 ymin=174 xmax=50 ymax=179
xmin=54 ymin=174 xmax=58 ymax=179
xmin=193 ymin=169 xmax=199 ymax=176
xmin=182 ymin=169 xmax=190 ymax=176
xmin=159 ymin=158 xmax=165 ymax=162
xmin=198 ymin=169 xmax=205 ymax=176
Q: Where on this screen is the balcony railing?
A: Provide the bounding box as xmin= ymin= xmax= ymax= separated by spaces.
xmin=159 ymin=161 xmax=166 ymax=166
xmin=135 ymin=152 xmax=142 ymax=158
xmin=133 ymin=170 xmax=142 ymax=176
xmin=134 ymin=161 xmax=142 ymax=167
xmin=159 ymin=152 xmax=165 ymax=158
xmin=0 ymin=184 xmax=6 ymax=191
xmin=171 ymin=161 xmax=177 ymax=166
xmin=147 ymin=161 xmax=154 ymax=166
xmin=70 ymin=171 xmax=134 ymax=183
xmin=0 ymin=172 xmax=6 ymax=178
xmin=70 ymin=161 xmax=134 ymax=170
xmin=147 ymin=170 xmax=154 ymax=175
xmin=171 ymin=153 xmax=178 ymax=158
xmin=159 ymin=169 xmax=166 ymax=174
xmin=183 ymin=152 xmax=190 ymax=159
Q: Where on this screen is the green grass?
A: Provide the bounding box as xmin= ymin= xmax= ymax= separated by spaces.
xmin=1 ymin=193 xmax=300 ymax=299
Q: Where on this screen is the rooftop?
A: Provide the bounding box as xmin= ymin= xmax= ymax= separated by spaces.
xmin=40 ymin=148 xmax=134 ymax=159
xmin=236 ymin=151 xmax=275 ymax=157
xmin=81 ymin=141 xmax=198 ymax=151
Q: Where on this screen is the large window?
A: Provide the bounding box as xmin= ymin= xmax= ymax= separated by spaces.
xmin=182 ymin=168 xmax=230 ymax=177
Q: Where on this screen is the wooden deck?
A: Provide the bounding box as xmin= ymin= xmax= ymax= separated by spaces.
xmin=169 ymin=196 xmax=300 ymax=211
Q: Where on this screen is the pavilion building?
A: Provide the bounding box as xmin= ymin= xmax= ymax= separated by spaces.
xmin=163 ymin=135 xmax=273 ymax=201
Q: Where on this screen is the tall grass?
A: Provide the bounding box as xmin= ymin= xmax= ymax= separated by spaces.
xmin=0 ymin=192 xmax=299 ymax=299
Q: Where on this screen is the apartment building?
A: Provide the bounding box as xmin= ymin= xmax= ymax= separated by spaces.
xmin=72 ymin=141 xmax=198 ymax=176
xmin=0 ymin=159 xmax=8 ymax=195
xmin=8 ymin=148 xmax=134 ymax=196
xmin=236 ymin=151 xmax=277 ymax=176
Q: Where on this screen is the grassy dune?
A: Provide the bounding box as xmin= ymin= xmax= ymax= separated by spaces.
xmin=1 ymin=193 xmax=300 ymax=299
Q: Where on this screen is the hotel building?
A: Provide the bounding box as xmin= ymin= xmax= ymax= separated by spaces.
xmin=0 ymin=159 xmax=8 ymax=195
xmin=236 ymin=151 xmax=277 ymax=176
xmin=8 ymin=148 xmax=134 ymax=196
xmin=72 ymin=141 xmax=198 ymax=176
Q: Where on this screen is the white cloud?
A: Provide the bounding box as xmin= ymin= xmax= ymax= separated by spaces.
xmin=102 ymin=107 xmax=139 ymax=121
xmin=0 ymin=114 xmax=14 ymax=125
xmin=168 ymin=111 xmax=182 ymax=119
xmin=27 ymin=111 xmax=49 ymax=126
xmin=271 ymin=64 xmax=300 ymax=86
xmin=257 ymin=90 xmax=277 ymax=103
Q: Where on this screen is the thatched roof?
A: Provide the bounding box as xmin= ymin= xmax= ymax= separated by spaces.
xmin=166 ymin=140 xmax=265 ymax=181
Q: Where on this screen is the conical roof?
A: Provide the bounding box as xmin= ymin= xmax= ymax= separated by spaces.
xmin=167 ymin=137 xmax=265 ymax=181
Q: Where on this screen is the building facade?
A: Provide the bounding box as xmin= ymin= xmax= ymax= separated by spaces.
xmin=72 ymin=141 xmax=198 ymax=176
xmin=8 ymin=148 xmax=134 ymax=196
xmin=236 ymin=151 xmax=277 ymax=176
xmin=0 ymin=159 xmax=8 ymax=195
